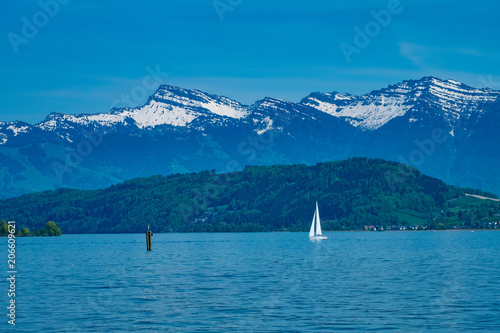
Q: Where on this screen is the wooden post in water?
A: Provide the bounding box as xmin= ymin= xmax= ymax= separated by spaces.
xmin=146 ymin=225 xmax=153 ymax=251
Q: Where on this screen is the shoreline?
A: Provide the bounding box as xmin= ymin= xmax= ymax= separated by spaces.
xmin=6 ymin=229 xmax=498 ymax=236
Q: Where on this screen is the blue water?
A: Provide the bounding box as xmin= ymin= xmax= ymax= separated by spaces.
xmin=2 ymin=231 xmax=500 ymax=332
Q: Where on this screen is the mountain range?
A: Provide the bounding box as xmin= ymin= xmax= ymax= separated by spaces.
xmin=0 ymin=76 xmax=499 ymax=198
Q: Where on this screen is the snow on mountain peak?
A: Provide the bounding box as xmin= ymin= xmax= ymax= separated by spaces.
xmin=426 ymin=77 xmax=498 ymax=103
xmin=34 ymin=86 xmax=251 ymax=132
xmin=7 ymin=124 xmax=29 ymax=136
xmin=301 ymin=77 xmax=499 ymax=130
xmin=301 ymin=89 xmax=410 ymax=130
xmin=153 ymin=85 xmax=249 ymax=119
xmin=411 ymin=77 xmax=500 ymax=127
xmin=1 ymin=78 xmax=498 ymax=146
xmin=128 ymin=100 xmax=200 ymax=128
xmin=199 ymin=100 xmax=248 ymax=119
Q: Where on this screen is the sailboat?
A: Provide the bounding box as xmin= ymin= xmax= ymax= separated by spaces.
xmin=309 ymin=201 xmax=327 ymax=240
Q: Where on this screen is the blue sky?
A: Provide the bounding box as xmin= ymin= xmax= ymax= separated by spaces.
xmin=1 ymin=0 xmax=499 ymax=123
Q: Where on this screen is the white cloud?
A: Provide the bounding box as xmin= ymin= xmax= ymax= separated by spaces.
xmin=398 ymin=42 xmax=487 ymax=68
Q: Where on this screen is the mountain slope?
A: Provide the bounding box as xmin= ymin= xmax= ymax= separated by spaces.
xmin=0 ymin=77 xmax=498 ymax=198
xmin=2 ymin=157 xmax=498 ymax=234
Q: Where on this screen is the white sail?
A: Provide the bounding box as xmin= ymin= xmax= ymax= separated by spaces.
xmin=315 ymin=201 xmax=322 ymax=236
xmin=309 ymin=210 xmax=316 ymax=237
xmin=309 ymin=201 xmax=327 ymax=239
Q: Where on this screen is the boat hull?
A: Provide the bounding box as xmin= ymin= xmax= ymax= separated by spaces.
xmin=309 ymin=236 xmax=327 ymax=240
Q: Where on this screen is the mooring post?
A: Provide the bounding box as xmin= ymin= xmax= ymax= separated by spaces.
xmin=146 ymin=224 xmax=153 ymax=251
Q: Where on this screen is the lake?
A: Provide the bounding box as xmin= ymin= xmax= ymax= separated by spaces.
xmin=2 ymin=231 xmax=500 ymax=332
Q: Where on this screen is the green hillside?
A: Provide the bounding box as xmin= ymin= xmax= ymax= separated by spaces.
xmin=1 ymin=158 xmax=499 ymax=233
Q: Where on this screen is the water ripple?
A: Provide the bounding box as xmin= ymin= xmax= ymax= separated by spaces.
xmin=2 ymin=231 xmax=500 ymax=331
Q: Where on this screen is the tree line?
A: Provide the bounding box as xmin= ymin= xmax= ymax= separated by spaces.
xmin=0 ymin=157 xmax=498 ymax=233
xmin=0 ymin=220 xmax=62 ymax=237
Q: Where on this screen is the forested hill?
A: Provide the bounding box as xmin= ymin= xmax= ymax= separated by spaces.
xmin=1 ymin=158 xmax=499 ymax=234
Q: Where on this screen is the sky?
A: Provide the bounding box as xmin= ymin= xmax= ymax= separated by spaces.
xmin=0 ymin=0 xmax=499 ymax=124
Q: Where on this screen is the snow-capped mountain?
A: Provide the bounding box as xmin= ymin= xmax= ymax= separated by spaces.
xmin=7 ymin=85 xmax=248 ymax=140
xmin=1 ymin=77 xmax=497 ymax=142
xmin=302 ymin=77 xmax=499 ymax=130
xmin=0 ymin=77 xmax=499 ymax=198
